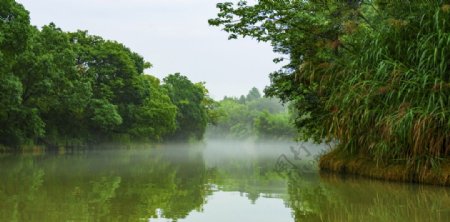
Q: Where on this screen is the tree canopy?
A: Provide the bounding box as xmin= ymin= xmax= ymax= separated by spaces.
xmin=210 ymin=0 xmax=450 ymax=175
xmin=0 ymin=1 xmax=212 ymax=150
xmin=208 ymin=87 xmax=296 ymax=140
xmin=163 ymin=73 xmax=211 ymax=141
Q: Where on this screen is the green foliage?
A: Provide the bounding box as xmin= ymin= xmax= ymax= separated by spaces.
xmin=163 ymin=73 xmax=210 ymax=140
xmin=212 ymin=99 xmax=254 ymax=138
xmin=0 ymin=0 xmax=41 ymax=147
xmin=88 ymin=99 xmax=123 ymax=131
xmin=246 ymin=86 xmax=262 ymax=102
xmin=210 ymin=0 xmax=450 ymax=173
xmin=15 ymin=24 xmax=94 ymax=146
xmin=0 ymin=148 xmax=210 ymax=221
xmin=124 ymin=75 xmax=177 ymax=141
xmin=0 ymin=0 xmax=30 ymax=56
xmin=210 ymin=0 xmax=357 ymax=141
xmin=254 ymin=111 xmax=296 ymax=140
xmin=0 ymin=0 xmax=212 ymax=149
xmin=68 ymin=31 xmax=180 ymax=142
xmin=209 ymin=87 xmax=296 ymax=140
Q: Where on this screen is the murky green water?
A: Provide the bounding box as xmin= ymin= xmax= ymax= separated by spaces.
xmin=0 ymin=140 xmax=449 ymax=222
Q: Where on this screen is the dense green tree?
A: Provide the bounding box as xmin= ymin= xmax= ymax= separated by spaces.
xmin=254 ymin=111 xmax=296 ymax=139
xmin=208 ymin=87 xmax=296 ymax=140
xmin=163 ymin=73 xmax=209 ymax=140
xmin=0 ymin=0 xmax=30 ymax=56
xmin=0 ymin=0 xmax=41 ymax=148
xmin=209 ymin=0 xmax=353 ymax=141
xmin=66 ymin=30 xmax=191 ymax=144
xmin=124 ymin=75 xmax=177 ymax=141
xmin=210 ymin=0 xmax=450 ymax=179
xmin=247 ymin=97 xmax=286 ymax=114
xmin=68 ymin=31 xmax=147 ymax=140
xmin=238 ymin=95 xmax=246 ymax=104
xmin=246 ymin=87 xmax=261 ymax=102
xmin=211 ymin=99 xmax=253 ymax=138
xmin=15 ymin=24 xmax=93 ymax=147
xmin=0 ymin=0 xmax=214 ymax=149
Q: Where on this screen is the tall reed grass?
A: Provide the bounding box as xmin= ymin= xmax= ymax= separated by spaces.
xmin=306 ymin=1 xmax=450 ymax=182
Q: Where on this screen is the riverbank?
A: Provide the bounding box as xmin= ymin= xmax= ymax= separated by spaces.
xmin=319 ymin=149 xmax=450 ymax=186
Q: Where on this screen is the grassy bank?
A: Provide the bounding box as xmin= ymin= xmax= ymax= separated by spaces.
xmin=319 ymin=149 xmax=450 ymax=186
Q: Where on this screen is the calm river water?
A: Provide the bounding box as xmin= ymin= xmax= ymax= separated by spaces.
xmin=0 ymin=140 xmax=449 ymax=221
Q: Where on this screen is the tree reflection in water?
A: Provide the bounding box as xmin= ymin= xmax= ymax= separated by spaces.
xmin=283 ymin=170 xmax=450 ymax=222
xmin=0 ymin=147 xmax=211 ymax=222
xmin=0 ymin=142 xmax=449 ymax=222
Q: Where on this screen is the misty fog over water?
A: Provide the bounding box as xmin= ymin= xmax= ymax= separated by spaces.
xmin=0 ymin=139 xmax=449 ymax=222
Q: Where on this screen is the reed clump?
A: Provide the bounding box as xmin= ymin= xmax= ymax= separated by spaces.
xmin=210 ymin=0 xmax=450 ymax=184
xmin=314 ymin=2 xmax=450 ymax=184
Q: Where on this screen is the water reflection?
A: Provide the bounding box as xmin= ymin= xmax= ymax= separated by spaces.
xmin=0 ymin=147 xmax=210 ymax=222
xmin=305 ymin=173 xmax=449 ymax=221
xmin=0 ymin=140 xmax=449 ymax=222
xmin=281 ymin=169 xmax=450 ymax=222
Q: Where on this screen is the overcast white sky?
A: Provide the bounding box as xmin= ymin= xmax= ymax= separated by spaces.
xmin=16 ymin=0 xmax=280 ymax=99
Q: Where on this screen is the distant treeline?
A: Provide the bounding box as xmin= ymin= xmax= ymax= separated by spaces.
xmin=0 ymin=1 xmax=212 ymax=150
xmin=207 ymin=87 xmax=297 ymax=140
